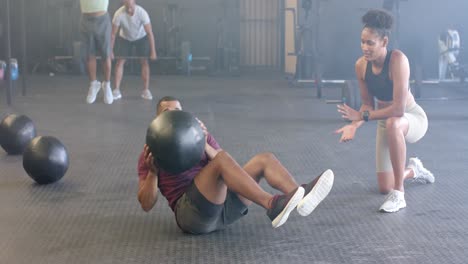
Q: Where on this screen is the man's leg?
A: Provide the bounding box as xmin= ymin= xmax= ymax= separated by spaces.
xmin=194 ymin=151 xmax=304 ymax=228
xmin=240 ymin=152 xmax=299 ymax=205
xmin=240 ymin=152 xmax=333 ymax=217
xmin=140 ymin=58 xmax=152 ymax=100
xmin=296 ymin=169 xmax=334 ymax=216
xmin=137 ymin=37 xmax=152 ymax=100
xmin=113 ymin=59 xmax=126 ymax=99
xmin=195 ymin=151 xmax=272 ymax=208
xmin=141 ymin=58 xmax=150 ymax=91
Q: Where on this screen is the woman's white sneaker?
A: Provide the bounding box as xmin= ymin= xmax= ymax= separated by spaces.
xmin=379 ymin=190 xmax=406 ymax=213
xmin=408 ymin=157 xmax=435 ymax=183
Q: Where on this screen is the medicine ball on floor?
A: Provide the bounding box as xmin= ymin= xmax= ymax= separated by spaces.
xmin=23 ymin=136 xmax=69 ymax=185
xmin=0 ymin=114 xmax=37 ymax=155
xmin=146 ymin=111 xmax=206 ymax=174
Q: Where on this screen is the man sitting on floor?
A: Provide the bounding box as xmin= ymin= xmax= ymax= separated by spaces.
xmin=137 ymin=96 xmax=334 ymax=234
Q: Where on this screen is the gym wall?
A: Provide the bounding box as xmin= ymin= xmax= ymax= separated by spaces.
xmin=296 ymin=0 xmax=468 ymax=79
xmin=1 ymin=0 xmax=467 ymax=78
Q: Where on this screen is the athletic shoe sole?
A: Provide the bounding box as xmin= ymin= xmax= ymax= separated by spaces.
xmin=86 ymin=87 xmax=101 ymax=104
xmin=379 ymin=202 xmax=407 ymax=213
xmin=297 ymin=169 xmax=334 ymax=216
xmin=410 ymin=158 xmax=435 ymax=183
xmin=271 ymin=187 xmax=305 ymax=228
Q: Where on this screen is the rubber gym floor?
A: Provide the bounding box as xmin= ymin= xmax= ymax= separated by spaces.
xmin=0 ymin=75 xmax=467 ymax=264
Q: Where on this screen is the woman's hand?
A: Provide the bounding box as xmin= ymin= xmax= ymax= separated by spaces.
xmin=337 ymin=103 xmax=362 ymax=121
xmin=334 ymin=124 xmax=358 ymax=143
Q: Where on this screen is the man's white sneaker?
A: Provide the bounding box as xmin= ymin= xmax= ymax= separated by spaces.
xmin=102 ymin=82 xmax=114 ymax=104
xmin=141 ymin=89 xmax=153 ymax=100
xmin=408 ymin=157 xmax=435 ymax=183
xmin=112 ymin=89 xmax=122 ymax=100
xmin=86 ymin=80 xmax=101 ymax=104
xmin=297 ymin=169 xmax=334 ymax=216
xmin=379 ymin=190 xmax=406 ymax=213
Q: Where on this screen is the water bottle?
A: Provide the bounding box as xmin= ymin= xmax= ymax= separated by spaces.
xmin=0 ymin=60 xmax=6 ymax=80
xmin=10 ymin=58 xmax=19 ymax=81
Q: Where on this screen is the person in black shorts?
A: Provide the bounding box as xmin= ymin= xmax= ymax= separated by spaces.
xmin=137 ymin=96 xmax=335 ymax=234
xmin=111 ymin=0 xmax=157 ymax=100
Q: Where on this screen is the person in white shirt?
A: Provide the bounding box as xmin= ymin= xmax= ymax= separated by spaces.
xmin=111 ymin=0 xmax=157 ymax=100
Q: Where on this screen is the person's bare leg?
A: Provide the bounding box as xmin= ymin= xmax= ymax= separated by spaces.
xmin=99 ymin=56 xmax=113 ymax=104
xmin=377 ymin=169 xmax=415 ymax=194
xmin=386 ymin=117 xmax=410 ymax=192
xmin=87 ymin=56 xmax=97 ymax=81
xmin=244 ymin=152 xmax=298 ymax=192
xmin=240 ymin=152 xmax=299 ymax=205
xmin=103 ymin=57 xmax=112 ymax=82
xmin=114 ymin=59 xmax=126 ymax=91
xmin=140 ymin=58 xmax=150 ymax=91
xmin=194 ymin=151 xmax=273 ymax=209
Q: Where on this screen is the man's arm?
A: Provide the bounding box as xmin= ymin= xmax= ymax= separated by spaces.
xmin=205 ymin=144 xmax=221 ymax=160
xmin=110 ymin=24 xmax=119 ymax=59
xmin=143 ymin=23 xmax=157 ymax=60
xmin=137 ymin=145 xmax=159 ymax=212
xmin=138 ymin=170 xmax=159 ymax=212
xmin=110 ymin=9 xmax=121 ymax=60
xmin=196 ymin=119 xmax=222 ymax=160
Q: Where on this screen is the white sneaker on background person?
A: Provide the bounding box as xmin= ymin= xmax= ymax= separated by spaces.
xmin=86 ymin=80 xmax=101 ymax=104
xmin=112 ymin=89 xmax=122 ymax=100
xmin=102 ymin=81 xmax=114 ymax=104
xmin=141 ymin=89 xmax=153 ymax=100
